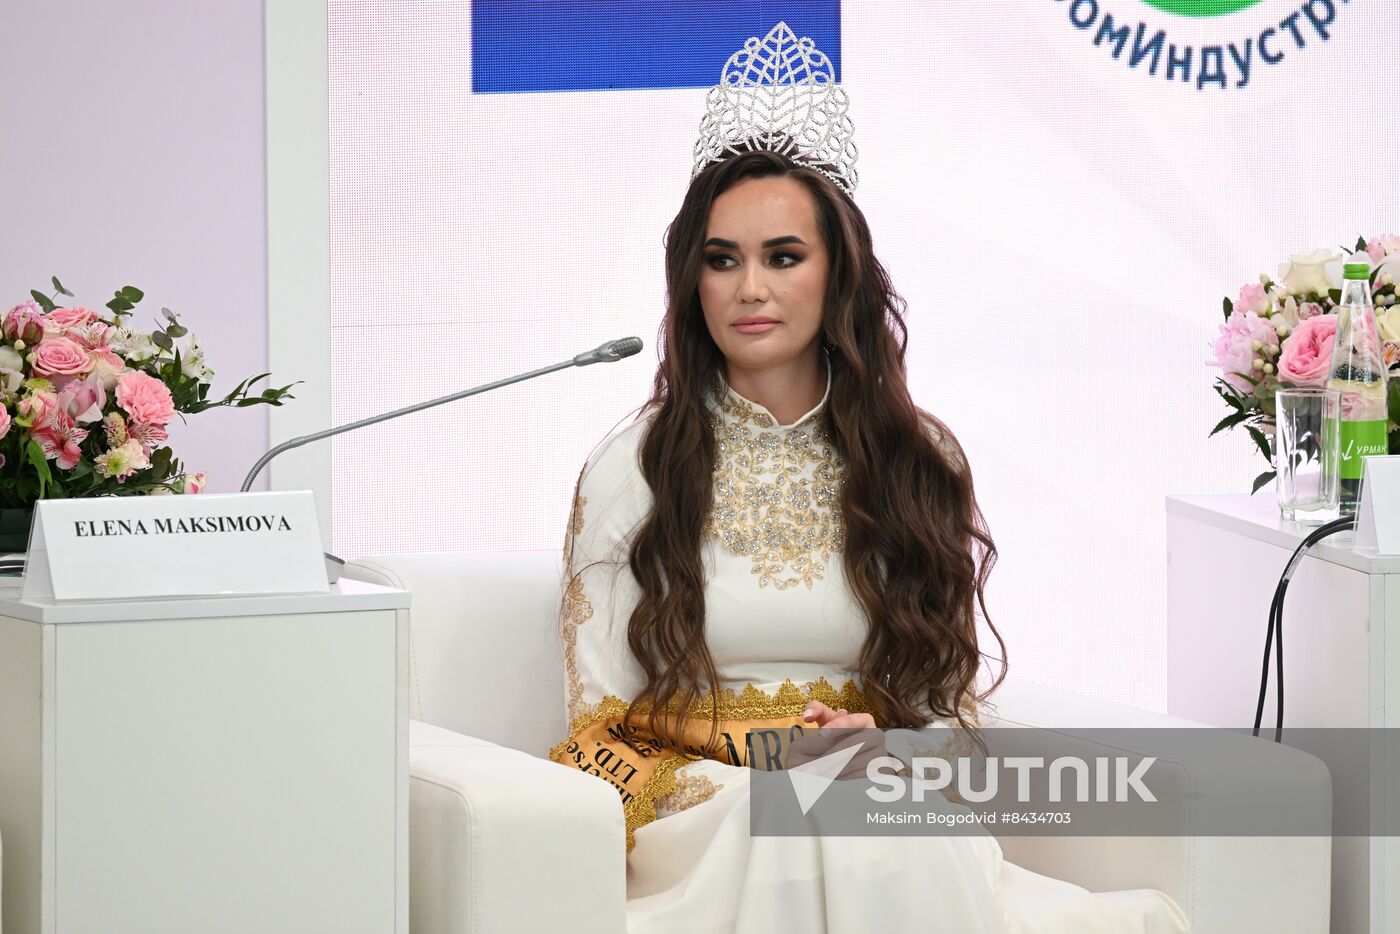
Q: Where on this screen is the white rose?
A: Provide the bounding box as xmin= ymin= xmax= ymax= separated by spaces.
xmin=1376 ymin=306 xmax=1400 ymax=346
xmin=0 ymin=349 xmax=23 ymax=400
xmin=90 ymin=353 xmax=125 ymax=392
xmin=1278 ymin=249 xmax=1343 ymax=297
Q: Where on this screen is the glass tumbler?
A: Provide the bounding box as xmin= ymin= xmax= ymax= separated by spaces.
xmin=1274 ymin=388 xmax=1341 ymax=524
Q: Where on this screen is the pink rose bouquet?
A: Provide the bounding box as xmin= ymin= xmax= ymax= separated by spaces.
xmin=0 ymin=277 xmax=297 ymax=510
xmin=1210 ymin=236 xmax=1400 ymax=492
xmin=1274 ymin=316 xmax=1337 ymax=387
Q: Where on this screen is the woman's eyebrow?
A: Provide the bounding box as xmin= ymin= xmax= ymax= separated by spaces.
xmin=703 ymin=236 xmax=807 ymax=249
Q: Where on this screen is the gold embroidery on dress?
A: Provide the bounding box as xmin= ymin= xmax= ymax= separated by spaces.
xmin=561 ymin=576 xmax=594 ymax=723
xmin=561 ymin=485 xmax=593 ymax=722
xmin=703 ymin=384 xmax=847 ymax=591
xmin=552 ymin=676 xmax=873 ymax=760
xmin=562 ymin=485 xmax=586 ymax=566
xmin=655 ymin=771 xmax=723 ymax=814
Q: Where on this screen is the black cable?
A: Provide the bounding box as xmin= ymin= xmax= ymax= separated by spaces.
xmin=1252 ymin=584 xmax=1280 ymax=736
xmin=1275 ymin=581 xmax=1284 ymax=741
xmin=1253 ymin=516 xmax=1355 ymax=742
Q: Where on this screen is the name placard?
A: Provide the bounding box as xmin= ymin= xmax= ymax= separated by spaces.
xmin=1353 ymin=455 xmax=1400 ymax=555
xmin=21 ymin=491 xmax=330 ymax=602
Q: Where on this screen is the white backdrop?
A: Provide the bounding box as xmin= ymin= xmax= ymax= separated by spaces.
xmin=326 ymin=1 xmax=1398 ymax=709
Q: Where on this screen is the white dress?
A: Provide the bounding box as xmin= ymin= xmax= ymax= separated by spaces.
xmin=559 ymin=360 xmax=1190 ymax=934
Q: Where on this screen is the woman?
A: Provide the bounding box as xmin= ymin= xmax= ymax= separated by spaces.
xmin=551 ymin=23 xmax=1188 ymax=933
xmin=552 ymin=146 xmax=1189 ymax=933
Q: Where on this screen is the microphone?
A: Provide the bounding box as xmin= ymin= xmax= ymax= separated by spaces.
xmin=240 ymin=337 xmax=644 ymax=581
xmin=574 ymin=336 xmax=643 ymax=366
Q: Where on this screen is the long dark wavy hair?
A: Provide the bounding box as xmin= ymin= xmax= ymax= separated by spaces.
xmin=623 ymin=148 xmax=1006 ymax=753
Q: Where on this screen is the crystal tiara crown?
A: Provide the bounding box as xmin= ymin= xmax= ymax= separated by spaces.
xmin=691 ymin=21 xmax=859 ymax=197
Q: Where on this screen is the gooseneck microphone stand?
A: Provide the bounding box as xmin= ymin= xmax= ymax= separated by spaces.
xmin=240 ymin=337 xmax=644 ymax=582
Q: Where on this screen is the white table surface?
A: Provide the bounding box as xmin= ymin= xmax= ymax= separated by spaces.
xmin=0 ymin=575 xmax=410 ymax=624
xmin=1166 ymin=493 xmax=1400 ymax=575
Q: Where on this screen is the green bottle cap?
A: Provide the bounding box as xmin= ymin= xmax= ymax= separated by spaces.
xmin=1344 ymin=262 xmax=1370 ymax=280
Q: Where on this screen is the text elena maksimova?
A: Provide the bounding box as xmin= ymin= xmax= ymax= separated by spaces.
xmin=71 ymin=515 xmax=294 ymax=538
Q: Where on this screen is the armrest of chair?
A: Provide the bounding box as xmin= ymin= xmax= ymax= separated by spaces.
xmin=981 ymin=678 xmax=1332 ymax=933
xmin=408 ymin=720 xmax=627 ymax=934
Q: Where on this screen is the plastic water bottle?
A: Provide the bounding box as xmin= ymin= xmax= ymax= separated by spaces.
xmin=1326 ymin=257 xmax=1389 ymax=516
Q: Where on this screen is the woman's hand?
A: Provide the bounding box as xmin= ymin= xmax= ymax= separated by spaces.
xmin=782 ymin=700 xmax=888 ymax=780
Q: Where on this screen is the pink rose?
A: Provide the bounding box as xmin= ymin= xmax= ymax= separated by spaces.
xmin=47 ymin=306 xmax=98 ymax=329
xmin=115 ymin=370 xmax=176 ymax=426
xmin=1236 ymin=283 xmax=1270 ymax=315
xmin=1277 ymin=315 xmax=1337 ymax=387
xmin=32 ymin=336 xmax=93 ymax=380
xmin=1211 ymin=312 xmax=1278 ymax=392
xmin=182 ymin=472 xmax=207 ymax=494
xmin=30 ymin=411 xmax=88 ymax=471
xmin=57 ymin=374 xmax=107 ymax=425
xmin=4 ymin=302 xmax=45 ymax=345
xmin=0 ymin=407 xmax=12 ymax=441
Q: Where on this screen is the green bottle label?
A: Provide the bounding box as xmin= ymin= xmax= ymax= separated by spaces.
xmin=1339 ymin=419 xmax=1388 ymax=480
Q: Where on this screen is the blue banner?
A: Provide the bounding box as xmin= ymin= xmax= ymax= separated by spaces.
xmin=471 ymin=1 xmax=842 ymax=93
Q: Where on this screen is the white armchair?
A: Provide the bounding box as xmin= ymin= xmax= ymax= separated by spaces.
xmin=343 ymin=551 xmax=1332 ymax=934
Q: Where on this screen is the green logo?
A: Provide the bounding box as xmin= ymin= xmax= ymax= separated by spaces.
xmin=1142 ymin=0 xmax=1265 ymax=16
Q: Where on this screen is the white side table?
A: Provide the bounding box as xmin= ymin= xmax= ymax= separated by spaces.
xmin=0 ymin=579 xmax=410 ymax=934
xmin=1166 ymin=493 xmax=1399 ymax=934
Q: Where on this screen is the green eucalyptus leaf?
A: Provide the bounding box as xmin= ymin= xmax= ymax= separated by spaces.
xmin=167 ymin=324 xmax=187 ymax=338
xmin=51 ymin=276 xmax=72 ymax=297
xmin=152 ymin=331 xmax=173 ymax=351
xmin=31 ymin=291 xmax=55 ymax=313
xmin=119 ymin=286 xmax=144 ymax=303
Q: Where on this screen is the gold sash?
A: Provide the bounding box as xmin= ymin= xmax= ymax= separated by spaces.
xmin=549 ymin=677 xmax=873 ymax=851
